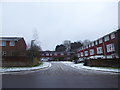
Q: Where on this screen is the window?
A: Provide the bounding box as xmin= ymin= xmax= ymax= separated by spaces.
xmin=95 ymin=41 xmax=98 ymax=45
xmin=97 ymin=47 xmax=103 ymax=54
xmin=111 ymin=33 xmax=115 ymax=39
xmin=50 ymin=53 xmax=53 ymax=56
xmin=0 ymin=41 xmax=6 ymax=46
xmin=46 ymin=53 xmax=49 ymax=56
xmin=84 ymin=51 xmax=88 ymax=56
xmin=67 ymin=53 xmax=70 ymax=55
xmin=92 ymin=42 xmax=94 ymax=46
xmin=106 ymin=44 xmax=115 ymax=53
xmin=86 ymin=45 xmax=88 ymax=48
xmin=80 ymin=52 xmax=84 ymax=57
xmin=9 ymin=41 xmax=15 ymax=46
xmin=54 ymin=53 xmax=57 ymax=56
xmin=61 ymin=53 xmax=64 ymax=55
xmin=90 ymin=49 xmax=94 ymax=55
xmin=77 ymin=53 xmax=80 ymax=57
xmin=104 ymin=36 xmax=109 ymax=42
xmin=89 ymin=44 xmax=91 ymax=48
xmin=99 ymin=39 xmax=103 ymax=44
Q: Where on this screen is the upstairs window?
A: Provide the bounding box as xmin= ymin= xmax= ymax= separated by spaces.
xmin=0 ymin=41 xmax=6 ymax=46
xmin=99 ymin=39 xmax=103 ymax=44
xmin=61 ymin=53 xmax=64 ymax=55
xmin=50 ymin=53 xmax=53 ymax=56
xmin=54 ymin=53 xmax=57 ymax=56
xmin=92 ymin=42 xmax=94 ymax=46
xmin=9 ymin=41 xmax=15 ymax=46
xmin=89 ymin=44 xmax=91 ymax=48
xmin=104 ymin=36 xmax=109 ymax=42
xmin=95 ymin=41 xmax=98 ymax=45
xmin=111 ymin=33 xmax=115 ymax=39
xmin=46 ymin=53 xmax=49 ymax=56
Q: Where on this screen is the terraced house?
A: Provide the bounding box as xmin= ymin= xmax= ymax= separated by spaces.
xmin=77 ymin=29 xmax=120 ymax=59
xmin=0 ymin=37 xmax=27 ymax=56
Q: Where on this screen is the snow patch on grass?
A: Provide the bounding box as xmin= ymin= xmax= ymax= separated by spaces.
xmin=0 ymin=62 xmax=51 ymax=73
xmin=61 ymin=61 xmax=120 ymax=73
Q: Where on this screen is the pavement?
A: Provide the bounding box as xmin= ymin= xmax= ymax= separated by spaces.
xmin=0 ymin=62 xmax=51 ymax=74
xmin=61 ymin=61 xmax=120 ymax=73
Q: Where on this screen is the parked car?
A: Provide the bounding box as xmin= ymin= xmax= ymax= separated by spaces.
xmin=40 ymin=58 xmax=48 ymax=62
xmin=77 ymin=58 xmax=85 ymax=63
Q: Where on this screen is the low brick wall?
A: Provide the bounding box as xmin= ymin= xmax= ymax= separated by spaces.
xmin=2 ymin=56 xmax=39 ymax=67
xmin=86 ymin=58 xmax=120 ymax=68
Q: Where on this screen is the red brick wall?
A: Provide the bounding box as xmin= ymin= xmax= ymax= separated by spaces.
xmin=2 ymin=38 xmax=26 ymax=52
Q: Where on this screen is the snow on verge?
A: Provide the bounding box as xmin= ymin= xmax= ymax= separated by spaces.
xmin=61 ymin=61 xmax=120 ymax=73
xmin=0 ymin=62 xmax=51 ymax=73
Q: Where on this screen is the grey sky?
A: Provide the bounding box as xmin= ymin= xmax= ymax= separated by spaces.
xmin=1 ymin=0 xmax=119 ymax=51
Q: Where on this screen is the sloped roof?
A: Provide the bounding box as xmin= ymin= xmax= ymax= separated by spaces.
xmin=0 ymin=37 xmax=24 ymax=41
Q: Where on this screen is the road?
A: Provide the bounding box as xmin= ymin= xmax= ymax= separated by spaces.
xmin=2 ymin=62 xmax=119 ymax=88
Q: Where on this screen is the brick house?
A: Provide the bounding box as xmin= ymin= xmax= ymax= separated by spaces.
xmin=77 ymin=29 xmax=120 ymax=59
xmin=0 ymin=37 xmax=27 ymax=56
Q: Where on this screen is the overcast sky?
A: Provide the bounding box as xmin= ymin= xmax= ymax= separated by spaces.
xmin=1 ymin=0 xmax=119 ymax=51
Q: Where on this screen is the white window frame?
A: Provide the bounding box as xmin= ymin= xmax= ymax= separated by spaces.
xmin=80 ymin=52 xmax=84 ymax=57
xmin=67 ymin=53 xmax=70 ymax=55
xmin=95 ymin=41 xmax=98 ymax=45
xmin=46 ymin=53 xmax=49 ymax=56
xmin=50 ymin=53 xmax=53 ymax=56
xmin=90 ymin=49 xmax=94 ymax=55
xmin=111 ymin=33 xmax=115 ymax=39
xmin=89 ymin=44 xmax=91 ymax=48
xmin=106 ymin=44 xmax=115 ymax=53
xmin=84 ymin=51 xmax=88 ymax=56
xmin=92 ymin=42 xmax=94 ymax=46
xmin=61 ymin=53 xmax=64 ymax=55
xmin=104 ymin=36 xmax=109 ymax=42
xmin=99 ymin=39 xmax=103 ymax=44
xmin=97 ymin=47 xmax=103 ymax=54
xmin=54 ymin=53 xmax=57 ymax=56
xmin=9 ymin=41 xmax=15 ymax=46
xmin=0 ymin=41 xmax=6 ymax=46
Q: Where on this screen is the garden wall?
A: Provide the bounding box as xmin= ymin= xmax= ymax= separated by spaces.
xmin=86 ymin=58 xmax=120 ymax=68
xmin=2 ymin=56 xmax=39 ymax=67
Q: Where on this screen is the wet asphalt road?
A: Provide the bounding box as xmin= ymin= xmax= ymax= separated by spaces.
xmin=2 ymin=62 xmax=119 ymax=88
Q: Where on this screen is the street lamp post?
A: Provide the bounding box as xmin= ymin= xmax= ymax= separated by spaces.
xmin=31 ymin=40 xmax=35 ymax=50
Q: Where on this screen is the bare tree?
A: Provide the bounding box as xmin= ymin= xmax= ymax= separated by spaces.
xmin=32 ymin=29 xmax=42 ymax=51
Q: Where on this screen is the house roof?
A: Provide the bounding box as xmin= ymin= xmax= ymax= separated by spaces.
xmin=0 ymin=37 xmax=24 ymax=41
